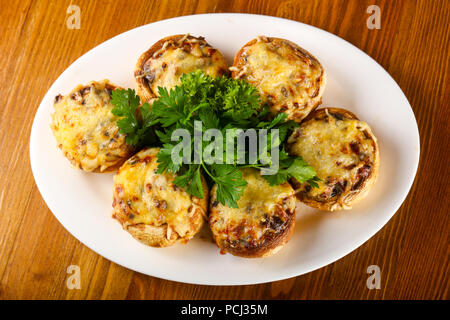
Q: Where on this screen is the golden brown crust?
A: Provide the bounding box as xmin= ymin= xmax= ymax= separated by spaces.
xmin=112 ymin=148 xmax=209 ymax=247
xmin=117 ymin=199 xmax=207 ymax=247
xmin=232 ymin=36 xmax=326 ymax=122
xmin=135 ymin=34 xmax=229 ymax=102
xmin=135 ymin=35 xmax=178 ymax=102
xmin=302 ymin=107 xmax=359 ymax=122
xmin=215 ymin=199 xmax=296 ymax=258
xmin=91 ymin=160 xmax=128 ymax=174
xmin=288 ymin=108 xmax=379 ymax=211
xmin=51 ymin=80 xmax=134 ymax=173
xmin=209 ymin=169 xmax=296 ymax=258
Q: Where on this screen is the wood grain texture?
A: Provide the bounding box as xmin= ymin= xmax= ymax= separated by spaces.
xmin=0 ymin=0 xmax=448 ymax=300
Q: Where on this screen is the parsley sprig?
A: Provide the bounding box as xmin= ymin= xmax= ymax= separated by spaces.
xmin=111 ymin=71 xmax=319 ymax=208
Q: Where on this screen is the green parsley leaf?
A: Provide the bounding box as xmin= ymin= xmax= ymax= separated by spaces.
xmin=209 ymin=164 xmax=247 ymax=208
xmin=286 ymin=157 xmax=317 ymax=183
xmin=263 ymin=156 xmax=318 ymax=186
xmin=111 ymin=89 xmax=156 ymax=146
xmin=156 ymin=143 xmax=182 ymax=174
xmin=222 ymin=79 xmax=261 ymax=121
xmin=150 ymin=87 xmax=187 ymax=127
xmin=186 ymin=166 xmax=204 ymax=198
xmin=199 ymin=108 xmax=220 ymax=130
xmin=173 ymin=164 xmax=204 ymax=199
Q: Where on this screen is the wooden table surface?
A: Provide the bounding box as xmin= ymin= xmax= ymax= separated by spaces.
xmin=0 ymin=0 xmax=448 ymax=300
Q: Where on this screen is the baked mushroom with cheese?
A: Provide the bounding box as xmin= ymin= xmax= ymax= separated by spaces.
xmin=209 ymin=168 xmax=296 ymax=258
xmin=50 ymin=80 xmax=134 ymax=172
xmin=112 ymin=148 xmax=209 ymax=247
xmin=231 ymin=36 xmax=326 ymax=122
xmin=135 ymin=34 xmax=229 ymax=102
xmin=287 ymin=108 xmax=379 ymax=211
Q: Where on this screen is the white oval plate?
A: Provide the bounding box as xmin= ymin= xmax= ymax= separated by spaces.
xmin=30 ymin=14 xmax=419 ymax=285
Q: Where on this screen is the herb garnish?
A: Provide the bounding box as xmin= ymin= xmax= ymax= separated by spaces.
xmin=111 ymin=71 xmax=319 ymax=208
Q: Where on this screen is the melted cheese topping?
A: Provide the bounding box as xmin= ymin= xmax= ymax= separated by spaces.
xmin=113 ymin=148 xmax=198 ymax=238
xmin=50 ymin=80 xmax=131 ymax=172
xmin=288 ymin=110 xmax=376 ymax=198
xmin=235 ymin=38 xmax=324 ymax=120
xmin=143 ymin=36 xmax=228 ymax=93
xmin=210 ymin=169 xmax=295 ymax=247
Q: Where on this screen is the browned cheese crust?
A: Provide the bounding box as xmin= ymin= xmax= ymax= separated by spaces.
xmin=287 ymin=108 xmax=379 ymax=211
xmin=231 ymin=36 xmax=326 ymax=122
xmin=112 ymin=148 xmax=209 ymax=247
xmin=135 ymin=34 xmax=229 ymax=102
xmin=209 ymin=169 xmax=296 ymax=258
xmin=50 ymin=80 xmax=134 ymax=173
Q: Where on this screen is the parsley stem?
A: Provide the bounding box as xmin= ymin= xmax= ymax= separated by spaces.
xmin=201 ymin=162 xmax=217 ymax=182
xmin=184 ymin=103 xmax=206 ymax=124
xmin=237 ymin=163 xmax=264 ymax=169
